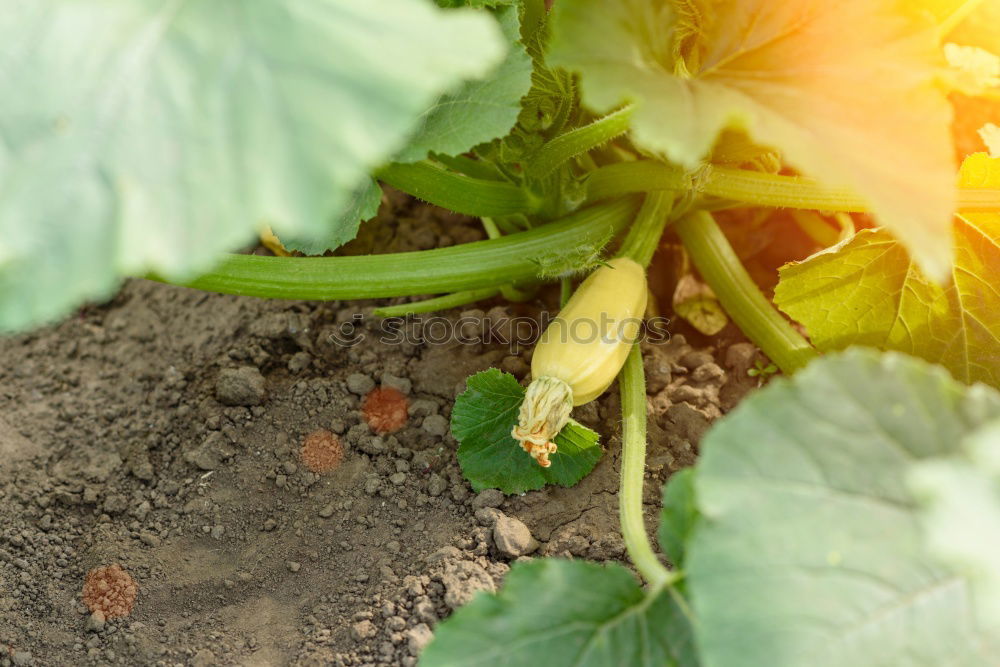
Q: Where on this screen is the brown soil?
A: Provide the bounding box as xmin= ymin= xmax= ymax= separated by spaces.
xmin=0 ymin=201 xmax=760 ymax=667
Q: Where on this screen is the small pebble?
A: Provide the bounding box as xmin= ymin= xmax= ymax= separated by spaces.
xmin=421 ymin=414 xmax=450 ymax=437
xmin=347 ymin=373 xmax=376 ymax=395
xmin=493 ymin=514 xmax=538 ymax=558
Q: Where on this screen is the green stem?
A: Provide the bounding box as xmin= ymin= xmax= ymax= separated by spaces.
xmin=377 ymin=161 xmax=539 ymax=216
xmin=618 ymin=192 xmax=675 ymax=267
xmin=585 ymin=161 xmax=690 ymax=204
xmin=701 ymin=166 xmax=1000 ymax=213
xmin=619 ymin=345 xmax=675 ymax=588
xmin=559 ymin=277 xmax=572 ymax=307
xmin=156 ymin=197 xmax=640 ymax=300
xmin=675 ymin=211 xmax=817 ymax=373
xmin=373 ymin=288 xmax=499 ymax=318
xmin=525 ymin=106 xmax=634 ymax=180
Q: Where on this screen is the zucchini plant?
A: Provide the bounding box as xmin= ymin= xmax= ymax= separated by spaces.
xmin=3 ymin=0 xmax=1000 ymax=664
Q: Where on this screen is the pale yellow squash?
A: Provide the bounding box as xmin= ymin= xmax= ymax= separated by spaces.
xmin=512 ymin=257 xmax=647 ymax=466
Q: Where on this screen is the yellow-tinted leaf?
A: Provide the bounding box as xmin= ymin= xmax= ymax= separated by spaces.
xmin=774 ymin=153 xmax=1000 ymax=387
xmin=673 ymin=274 xmax=728 ymax=335
xmin=549 ymin=0 xmax=956 ymax=279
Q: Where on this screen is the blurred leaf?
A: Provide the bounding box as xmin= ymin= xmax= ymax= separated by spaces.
xmin=775 ymin=153 xmax=1000 ymax=388
xmin=422 ymin=559 xmax=698 ymax=667
xmin=548 ymin=0 xmax=956 ymax=279
xmin=673 ymin=274 xmax=728 ymax=336
xmin=0 ymin=0 xmax=504 ymax=329
xmin=281 ymin=178 xmax=382 ymax=255
xmin=687 ymin=348 xmax=1000 ymax=666
xmin=396 ymin=4 xmax=533 ymax=162
xmin=659 ymin=468 xmax=698 ymax=568
xmin=910 ymin=418 xmax=1000 ymax=630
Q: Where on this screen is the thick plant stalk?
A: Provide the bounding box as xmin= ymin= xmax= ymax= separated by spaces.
xmin=676 ymin=210 xmax=817 ymax=373
xmin=160 ymin=197 xmax=640 ymax=301
xmin=585 ymin=160 xmax=1000 ymax=213
xmin=377 ymin=161 xmax=540 ymax=216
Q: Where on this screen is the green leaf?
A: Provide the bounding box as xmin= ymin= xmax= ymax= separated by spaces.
xmin=421 ymin=559 xmax=699 ymax=667
xmin=547 ymin=0 xmax=956 ymax=280
xmin=687 ymin=348 xmax=1000 ymax=666
xmin=775 ymin=153 xmax=1000 ymax=389
xmin=910 ymin=418 xmax=1000 ymax=630
xmin=396 ymin=5 xmax=533 ymax=162
xmin=659 ymin=468 xmax=698 ymax=569
xmin=452 ymin=369 xmax=602 ymax=494
xmin=0 ymin=0 xmax=506 ymax=330
xmin=281 ymin=178 xmax=382 ymax=255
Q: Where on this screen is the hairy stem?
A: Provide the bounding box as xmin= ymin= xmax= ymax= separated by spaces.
xmin=377 ymin=161 xmax=539 ymax=216
xmin=525 ymin=106 xmax=634 ymax=180
xmin=586 ymin=160 xmax=1000 ymax=213
xmin=702 ymin=165 xmax=1000 ymax=213
xmin=585 ymin=161 xmax=689 ymax=204
xmin=619 ymin=345 xmax=675 ymax=588
xmin=154 ymin=197 xmax=640 ymax=301
xmin=675 ymin=211 xmax=817 ymax=373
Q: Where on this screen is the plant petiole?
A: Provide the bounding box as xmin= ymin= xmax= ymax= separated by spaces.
xmin=154 ymin=197 xmax=641 ymax=301
xmin=701 ymin=165 xmax=1000 ymax=213
xmin=675 ymin=210 xmax=817 ymax=373
xmin=377 ymin=161 xmax=540 ymax=217
xmin=372 ymin=288 xmax=501 ymax=318
xmin=524 ymin=105 xmax=634 ymax=180
xmin=619 ymin=344 xmax=677 ymax=589
xmin=585 ymin=160 xmax=690 ymax=204
xmin=618 ymin=191 xmax=675 ymax=267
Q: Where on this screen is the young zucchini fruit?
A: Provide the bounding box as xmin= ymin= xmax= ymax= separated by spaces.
xmin=513 ymin=257 xmax=647 ymax=466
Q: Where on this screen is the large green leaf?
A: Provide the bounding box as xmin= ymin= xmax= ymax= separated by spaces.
xmin=775 ymin=154 xmax=1000 ymax=389
xmin=547 ymin=0 xmax=956 ymax=279
xmin=396 ymin=4 xmax=532 ymax=162
xmin=452 ymin=368 xmax=602 ymax=494
xmin=421 ymin=559 xmax=698 ymax=667
xmin=910 ymin=418 xmax=1000 ymax=631
xmin=687 ymin=349 xmax=1000 ymax=666
xmin=0 ymin=0 xmax=505 ymax=330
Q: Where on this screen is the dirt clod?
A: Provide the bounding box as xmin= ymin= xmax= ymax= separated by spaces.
xmin=362 ymin=387 xmax=410 ymax=435
xmin=82 ymin=564 xmax=137 ymax=620
xmin=300 ymin=429 xmax=345 ymax=474
xmin=215 ymin=366 xmax=266 ymax=406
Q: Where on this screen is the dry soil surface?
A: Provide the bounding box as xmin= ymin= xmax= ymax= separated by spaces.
xmin=0 ymin=200 xmax=761 ymax=667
